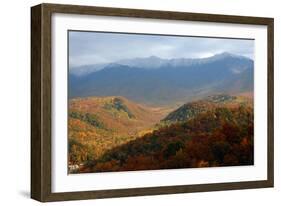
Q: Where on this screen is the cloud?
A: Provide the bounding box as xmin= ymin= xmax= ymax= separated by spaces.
xmin=69 ymin=31 xmax=254 ymax=68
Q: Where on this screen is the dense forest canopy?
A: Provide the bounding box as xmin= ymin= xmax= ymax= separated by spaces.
xmin=68 ymin=94 xmax=253 ymax=173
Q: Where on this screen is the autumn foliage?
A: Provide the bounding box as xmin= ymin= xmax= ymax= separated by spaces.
xmin=70 ymin=102 xmax=254 ymax=173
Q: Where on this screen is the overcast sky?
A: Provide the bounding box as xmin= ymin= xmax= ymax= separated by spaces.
xmin=69 ymin=31 xmax=254 ymax=68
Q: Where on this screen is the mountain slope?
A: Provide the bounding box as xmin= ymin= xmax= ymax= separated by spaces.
xmin=82 ymin=105 xmax=254 ymax=173
xmin=162 ymin=94 xmax=253 ymax=123
xmin=68 ymin=96 xmax=171 ymax=167
xmin=69 ymin=53 xmax=254 ymax=105
xmin=69 ymin=94 xmax=254 ymax=173
xmin=69 ymin=96 xmax=170 ymax=136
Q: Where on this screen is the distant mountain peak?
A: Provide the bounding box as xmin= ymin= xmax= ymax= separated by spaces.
xmin=215 ymin=52 xmax=233 ymax=57
xmin=103 ymin=63 xmax=132 ymax=70
xmin=211 ymin=52 xmax=249 ymax=60
xmin=116 ymin=55 xmax=166 ymax=69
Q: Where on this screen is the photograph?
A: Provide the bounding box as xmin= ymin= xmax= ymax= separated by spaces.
xmin=30 ymin=3 xmax=274 ymax=201
xmin=67 ymin=31 xmax=254 ymax=174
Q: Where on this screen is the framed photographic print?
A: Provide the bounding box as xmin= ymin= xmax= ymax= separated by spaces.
xmin=31 ymin=3 xmax=274 ymax=202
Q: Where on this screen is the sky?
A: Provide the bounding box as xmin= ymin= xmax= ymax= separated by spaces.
xmin=69 ymin=31 xmax=254 ymax=68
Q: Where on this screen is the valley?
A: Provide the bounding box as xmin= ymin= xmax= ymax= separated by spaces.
xmin=68 ymin=94 xmax=253 ymax=173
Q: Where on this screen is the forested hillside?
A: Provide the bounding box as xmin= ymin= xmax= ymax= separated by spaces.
xmin=68 ymin=96 xmax=171 ymax=169
xmin=68 ymin=94 xmax=253 ymax=173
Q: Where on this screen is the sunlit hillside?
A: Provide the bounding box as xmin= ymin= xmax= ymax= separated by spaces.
xmin=68 ymin=94 xmax=253 ymax=173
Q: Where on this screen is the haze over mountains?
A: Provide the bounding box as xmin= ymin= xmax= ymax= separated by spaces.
xmin=69 ymin=52 xmax=254 ymax=106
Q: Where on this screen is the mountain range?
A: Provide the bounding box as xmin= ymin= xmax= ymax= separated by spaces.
xmin=69 ymin=52 xmax=254 ymax=106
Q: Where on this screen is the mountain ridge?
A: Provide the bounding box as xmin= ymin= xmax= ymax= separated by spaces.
xmin=162 ymin=94 xmax=253 ymax=124
xmin=70 ymin=52 xmax=253 ymax=76
xmin=69 ymin=53 xmax=254 ymax=106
